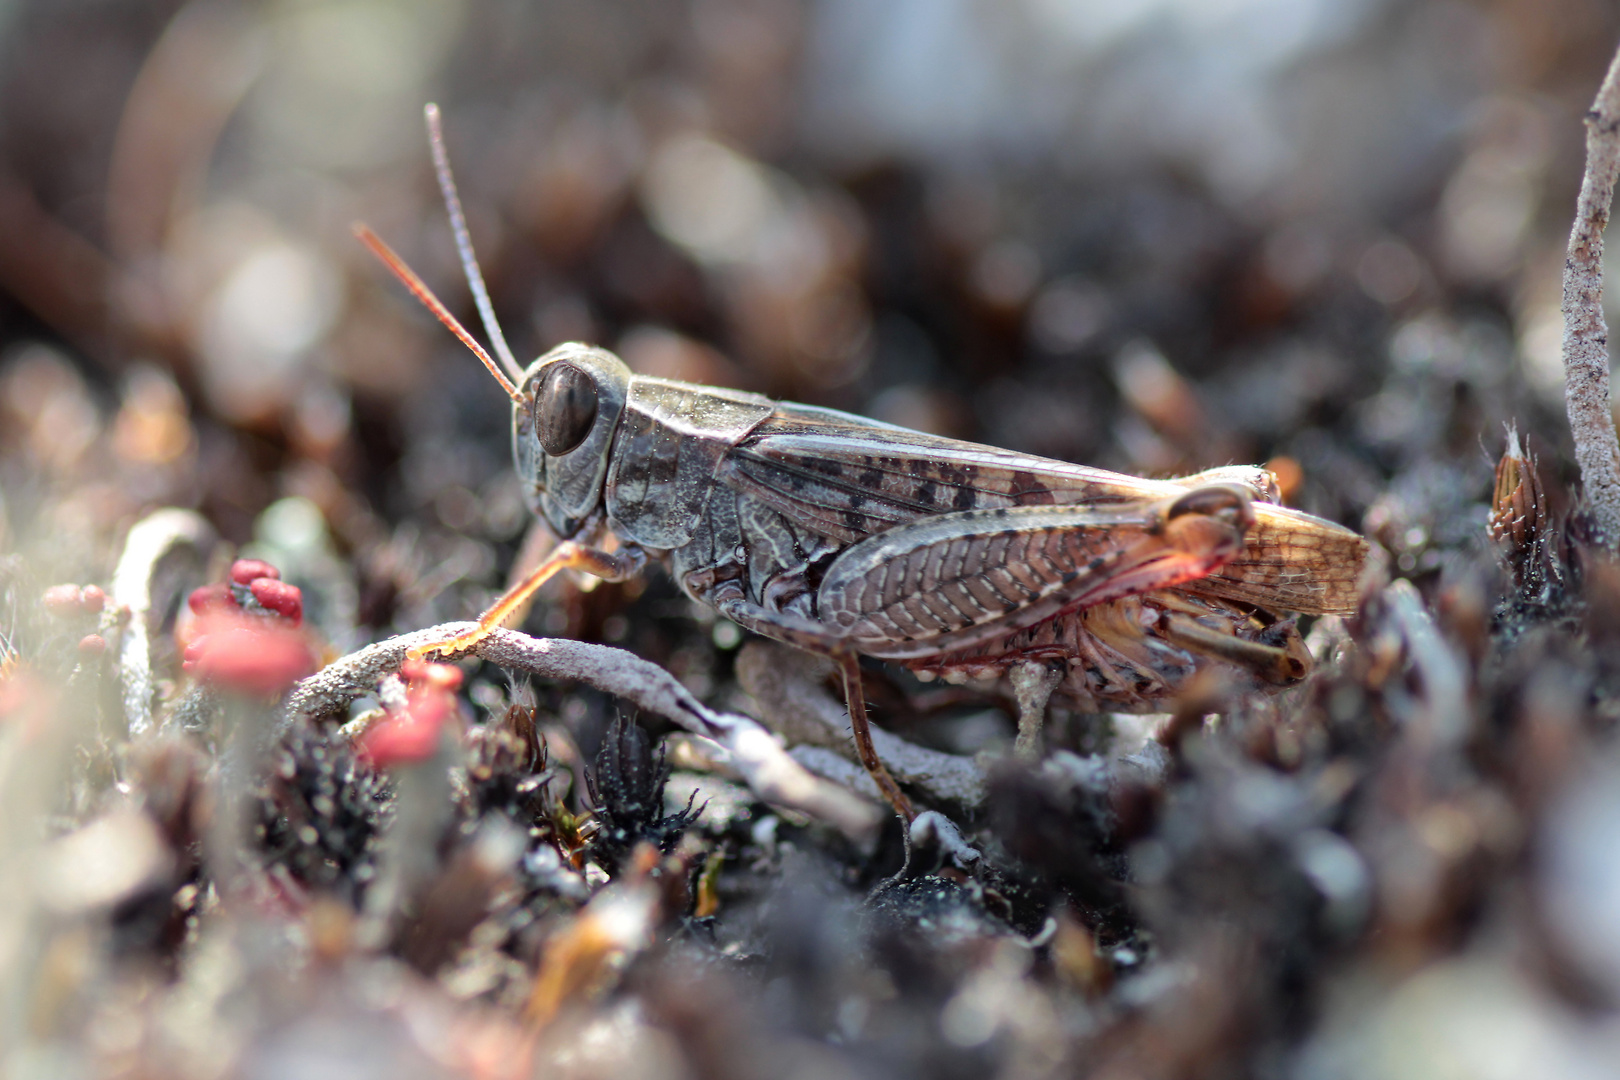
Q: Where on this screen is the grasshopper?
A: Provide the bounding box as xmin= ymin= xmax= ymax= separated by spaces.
xmin=357 ymin=106 xmax=1367 ymax=820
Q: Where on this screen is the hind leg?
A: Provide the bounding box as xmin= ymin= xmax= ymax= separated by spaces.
xmin=699 ymin=580 xmax=915 ymax=821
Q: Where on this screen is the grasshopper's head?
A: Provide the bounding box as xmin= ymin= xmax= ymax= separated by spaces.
xmin=355 ymin=106 xmax=636 ymax=541
xmin=513 ymin=343 xmax=631 ymax=538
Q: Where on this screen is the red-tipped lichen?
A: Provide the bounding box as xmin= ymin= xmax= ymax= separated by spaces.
xmin=248 ymin=578 xmax=304 ymax=625
xmin=356 ymin=661 xmax=463 ymax=768
xmin=182 ymin=613 xmax=315 ymax=696
xmin=230 ymin=559 xmax=281 ymax=585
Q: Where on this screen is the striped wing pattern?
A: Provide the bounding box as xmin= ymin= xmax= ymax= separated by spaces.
xmin=720 ymin=406 xmax=1366 ymax=618
xmin=816 ymin=503 xmax=1253 ymax=660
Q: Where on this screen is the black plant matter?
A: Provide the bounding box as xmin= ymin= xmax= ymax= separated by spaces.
xmin=585 ymin=715 xmax=701 ymax=874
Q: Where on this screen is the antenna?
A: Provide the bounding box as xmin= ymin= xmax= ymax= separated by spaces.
xmin=353 ymin=223 xmax=525 ymax=405
xmin=424 ymin=103 xmax=525 ymax=385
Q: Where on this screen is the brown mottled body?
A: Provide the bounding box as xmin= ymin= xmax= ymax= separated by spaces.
xmin=360 ymin=107 xmax=1370 ymax=820
xmin=500 ymin=364 xmax=1362 ymax=727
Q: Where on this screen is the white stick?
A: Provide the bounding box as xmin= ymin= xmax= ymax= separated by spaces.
xmin=284 ymin=623 xmax=882 ymax=839
xmin=110 ymin=508 xmax=217 ymax=736
xmin=1562 ymin=42 xmax=1620 ymax=548
xmin=734 ymin=641 xmax=989 ymax=807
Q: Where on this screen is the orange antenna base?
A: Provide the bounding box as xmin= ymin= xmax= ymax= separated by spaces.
xmin=353 ymin=222 xmax=525 ymax=406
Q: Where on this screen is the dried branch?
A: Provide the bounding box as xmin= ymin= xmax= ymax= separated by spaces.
xmin=109 ymin=508 xmax=217 ymax=737
xmin=1382 ymin=579 xmax=1470 ymax=748
xmin=284 ymin=623 xmax=883 ymax=839
xmin=734 ymin=641 xmax=989 ymax=808
xmin=909 ymin=810 xmax=982 ymax=867
xmin=1562 ymin=41 xmax=1620 ymax=548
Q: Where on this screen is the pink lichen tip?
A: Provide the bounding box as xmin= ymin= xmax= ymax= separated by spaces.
xmin=188 ymin=582 xmax=237 ymax=616
xmin=401 ymin=657 xmax=464 ymax=690
xmin=43 ymin=584 xmax=106 ymax=618
xmin=248 ymin=577 xmax=304 ymax=625
xmin=182 ymin=612 xmax=315 ymax=696
xmin=229 ymin=559 xmax=281 ymax=585
xmin=356 ymin=661 xmax=464 ymax=768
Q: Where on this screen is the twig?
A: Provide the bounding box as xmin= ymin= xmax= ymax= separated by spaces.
xmin=1382 ymin=579 xmax=1470 ymax=748
xmin=284 ymin=623 xmax=883 ymax=839
xmin=734 ymin=641 xmax=989 ymax=807
xmin=1562 ymin=41 xmax=1620 ymax=548
xmin=910 ymin=810 xmax=981 ymax=867
xmin=110 ymin=508 xmax=217 ymax=737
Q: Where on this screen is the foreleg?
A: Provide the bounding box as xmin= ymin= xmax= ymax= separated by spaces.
xmin=417 ymin=541 xmax=648 ymax=659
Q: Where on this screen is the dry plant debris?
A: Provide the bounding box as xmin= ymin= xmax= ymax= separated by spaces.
xmin=1562 ymin=43 xmax=1620 ymax=547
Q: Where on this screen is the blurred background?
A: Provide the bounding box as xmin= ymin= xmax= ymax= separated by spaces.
xmin=6 ymin=1 xmax=1620 ymax=1077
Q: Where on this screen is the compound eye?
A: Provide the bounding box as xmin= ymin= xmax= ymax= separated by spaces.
xmin=1166 ymin=484 xmax=1250 ymax=521
xmin=535 ymin=363 xmax=599 ymax=456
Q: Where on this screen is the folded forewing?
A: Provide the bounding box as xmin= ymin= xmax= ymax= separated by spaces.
xmin=1193 ymin=504 xmax=1367 ymax=616
xmin=719 ymin=406 xmax=1192 ymax=543
xmin=719 ymin=404 xmax=1366 ymax=618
